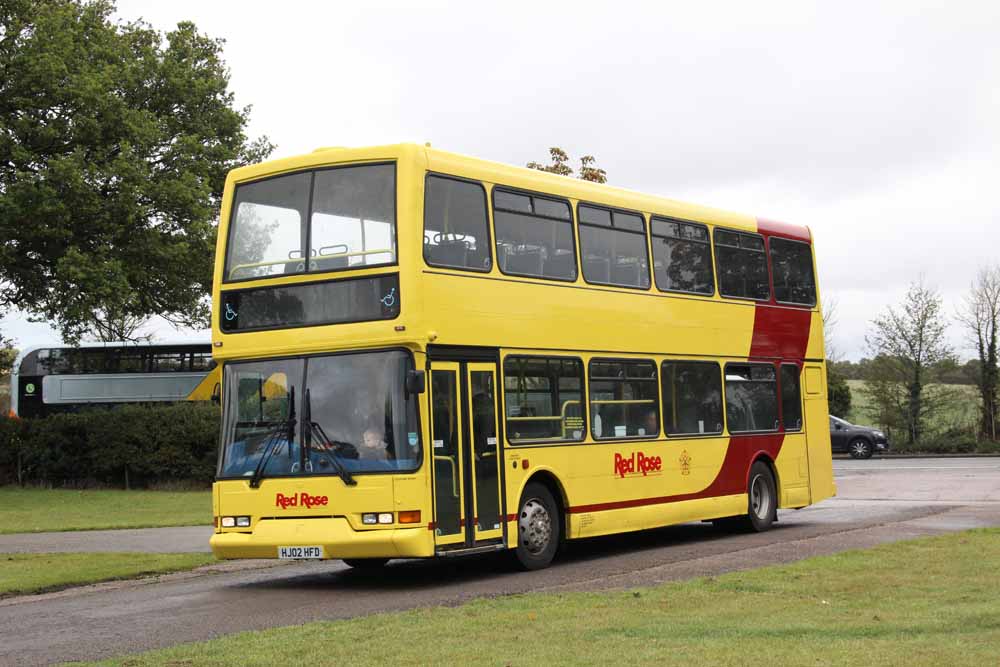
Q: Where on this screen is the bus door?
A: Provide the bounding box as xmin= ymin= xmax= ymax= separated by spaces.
xmin=429 ymin=360 xmax=504 ymax=551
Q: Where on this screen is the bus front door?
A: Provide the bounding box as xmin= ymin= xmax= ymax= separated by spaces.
xmin=429 ymin=361 xmax=504 ymax=552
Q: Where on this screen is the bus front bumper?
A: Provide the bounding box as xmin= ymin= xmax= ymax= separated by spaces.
xmin=210 ymin=517 xmax=433 ymax=560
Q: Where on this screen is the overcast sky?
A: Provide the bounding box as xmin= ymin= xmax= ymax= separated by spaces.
xmin=4 ymin=0 xmax=998 ymax=360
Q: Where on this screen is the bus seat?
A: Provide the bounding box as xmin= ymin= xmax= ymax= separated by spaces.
xmin=310 ymin=255 xmax=349 ymax=272
xmin=612 ymin=261 xmax=641 ymax=287
xmin=284 ymin=260 xmax=307 ymax=275
xmin=584 ymin=256 xmax=611 ymax=283
xmin=507 ymin=248 xmax=544 ymax=276
xmin=544 ymin=252 xmax=575 ymax=279
xmin=426 ymin=239 xmax=469 ymax=268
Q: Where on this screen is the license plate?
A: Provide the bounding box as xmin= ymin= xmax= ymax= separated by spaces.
xmin=278 ymin=546 xmax=323 ymax=559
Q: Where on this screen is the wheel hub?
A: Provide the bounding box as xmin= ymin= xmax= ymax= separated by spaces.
xmin=750 ymin=473 xmax=771 ymax=519
xmin=519 ymin=499 xmax=552 ymax=555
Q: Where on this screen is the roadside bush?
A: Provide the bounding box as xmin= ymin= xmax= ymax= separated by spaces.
xmin=0 ymin=403 xmax=219 ymax=488
xmin=890 ymin=427 xmax=980 ymax=455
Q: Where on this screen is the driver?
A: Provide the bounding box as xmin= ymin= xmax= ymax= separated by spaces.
xmin=359 ymin=427 xmax=390 ymax=462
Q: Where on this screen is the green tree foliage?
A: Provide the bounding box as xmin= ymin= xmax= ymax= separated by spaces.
xmin=528 ymin=147 xmax=608 ymax=183
xmin=826 ymin=366 xmax=852 ymax=418
xmin=0 ymin=333 xmax=15 ymax=375
xmin=0 ymin=0 xmax=274 ymax=342
xmin=864 ymin=280 xmax=955 ymax=445
xmin=957 ymin=265 xmax=1000 ymax=440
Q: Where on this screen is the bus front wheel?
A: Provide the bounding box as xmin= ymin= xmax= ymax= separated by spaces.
xmin=514 ymin=482 xmax=560 ymax=570
xmin=741 ymin=461 xmax=777 ymax=532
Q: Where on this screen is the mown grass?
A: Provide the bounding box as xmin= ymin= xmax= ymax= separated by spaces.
xmin=0 ymin=552 xmax=214 ymax=598
xmin=85 ymin=528 xmax=1000 ymax=666
xmin=0 ymin=488 xmax=211 ymax=534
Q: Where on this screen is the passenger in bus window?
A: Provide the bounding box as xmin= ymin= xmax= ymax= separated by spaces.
xmin=640 ymin=410 xmax=658 ymax=437
xmin=360 ymin=427 xmax=390 ymax=461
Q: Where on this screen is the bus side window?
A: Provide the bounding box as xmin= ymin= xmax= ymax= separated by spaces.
xmin=589 ymin=359 xmax=658 ymax=439
xmin=503 ymin=356 xmax=584 ymax=443
xmin=715 ymin=229 xmax=770 ymax=301
xmin=651 ymin=218 xmax=714 ymax=295
xmin=578 ymin=204 xmax=650 ymax=290
xmin=724 ymin=363 xmax=779 ymax=433
xmin=770 ymin=237 xmax=817 ymax=306
xmin=661 ymin=361 xmax=723 ymax=436
xmin=423 ymin=175 xmax=492 ymax=272
xmin=780 ymin=364 xmax=803 ymax=431
xmin=493 ymin=189 xmax=577 ymax=282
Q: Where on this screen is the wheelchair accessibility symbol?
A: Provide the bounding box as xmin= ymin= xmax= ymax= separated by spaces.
xmin=224 ymin=303 xmax=238 ymax=321
xmin=380 ymin=288 xmax=396 ymax=308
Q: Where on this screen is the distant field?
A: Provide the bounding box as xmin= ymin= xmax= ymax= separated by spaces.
xmin=845 ymin=380 xmax=980 ymax=429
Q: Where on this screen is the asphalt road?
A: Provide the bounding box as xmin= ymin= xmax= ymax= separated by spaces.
xmin=2 ymin=457 xmax=999 ymax=666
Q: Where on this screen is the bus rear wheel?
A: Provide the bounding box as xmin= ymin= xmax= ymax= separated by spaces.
xmin=342 ymin=558 xmax=389 ymax=570
xmin=514 ymin=482 xmax=560 ymax=570
xmin=741 ymin=461 xmax=777 ymax=532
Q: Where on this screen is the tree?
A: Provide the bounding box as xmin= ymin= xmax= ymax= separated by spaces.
xmin=827 ymin=370 xmax=852 ymax=418
xmin=0 ymin=332 xmax=16 ymax=377
xmin=84 ymin=308 xmax=152 ymax=343
xmin=528 ymin=147 xmax=607 ymax=183
xmin=0 ymin=0 xmax=274 ymax=343
xmin=957 ymin=266 xmax=999 ymax=440
xmin=864 ymin=279 xmax=954 ymax=444
xmin=822 ymin=296 xmax=852 ymax=417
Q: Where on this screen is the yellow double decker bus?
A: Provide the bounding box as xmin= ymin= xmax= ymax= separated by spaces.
xmin=209 ymin=144 xmax=834 ymax=570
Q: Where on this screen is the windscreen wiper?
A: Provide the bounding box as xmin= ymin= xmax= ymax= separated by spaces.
xmin=249 ymin=386 xmax=296 ymax=489
xmin=303 ymin=389 xmax=357 ymax=486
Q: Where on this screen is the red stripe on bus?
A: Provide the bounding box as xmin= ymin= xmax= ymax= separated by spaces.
xmin=748 ymin=305 xmax=812 ymax=361
xmin=567 ymin=434 xmax=784 ymax=514
xmin=756 ymin=217 xmax=811 ymax=243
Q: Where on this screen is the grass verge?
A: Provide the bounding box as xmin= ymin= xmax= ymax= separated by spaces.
xmin=0 ymin=488 xmax=211 ymax=534
xmin=84 ymin=528 xmax=1000 ymax=666
xmin=0 ymin=552 xmax=214 ymax=598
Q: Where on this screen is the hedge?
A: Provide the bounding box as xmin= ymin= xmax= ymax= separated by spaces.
xmin=0 ymin=403 xmax=219 ymax=488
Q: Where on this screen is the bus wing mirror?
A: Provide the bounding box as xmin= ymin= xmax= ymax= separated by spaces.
xmin=405 ymin=370 xmax=426 ymax=396
xmin=211 ymin=382 xmax=221 ymax=406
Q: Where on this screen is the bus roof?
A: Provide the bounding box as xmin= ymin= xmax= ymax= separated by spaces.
xmin=224 ymin=143 xmax=811 ymax=242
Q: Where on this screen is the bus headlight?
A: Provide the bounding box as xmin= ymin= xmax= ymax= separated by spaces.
xmin=362 ymin=513 xmax=378 ymax=525
xmin=378 ymin=513 xmax=393 ymax=524
xmin=220 ymin=516 xmax=251 ymax=528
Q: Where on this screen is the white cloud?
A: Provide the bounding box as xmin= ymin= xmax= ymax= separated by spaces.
xmin=6 ymin=0 xmax=998 ymax=360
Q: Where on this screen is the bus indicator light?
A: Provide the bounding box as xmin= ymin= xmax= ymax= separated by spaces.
xmin=398 ymin=510 xmax=421 ymax=524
